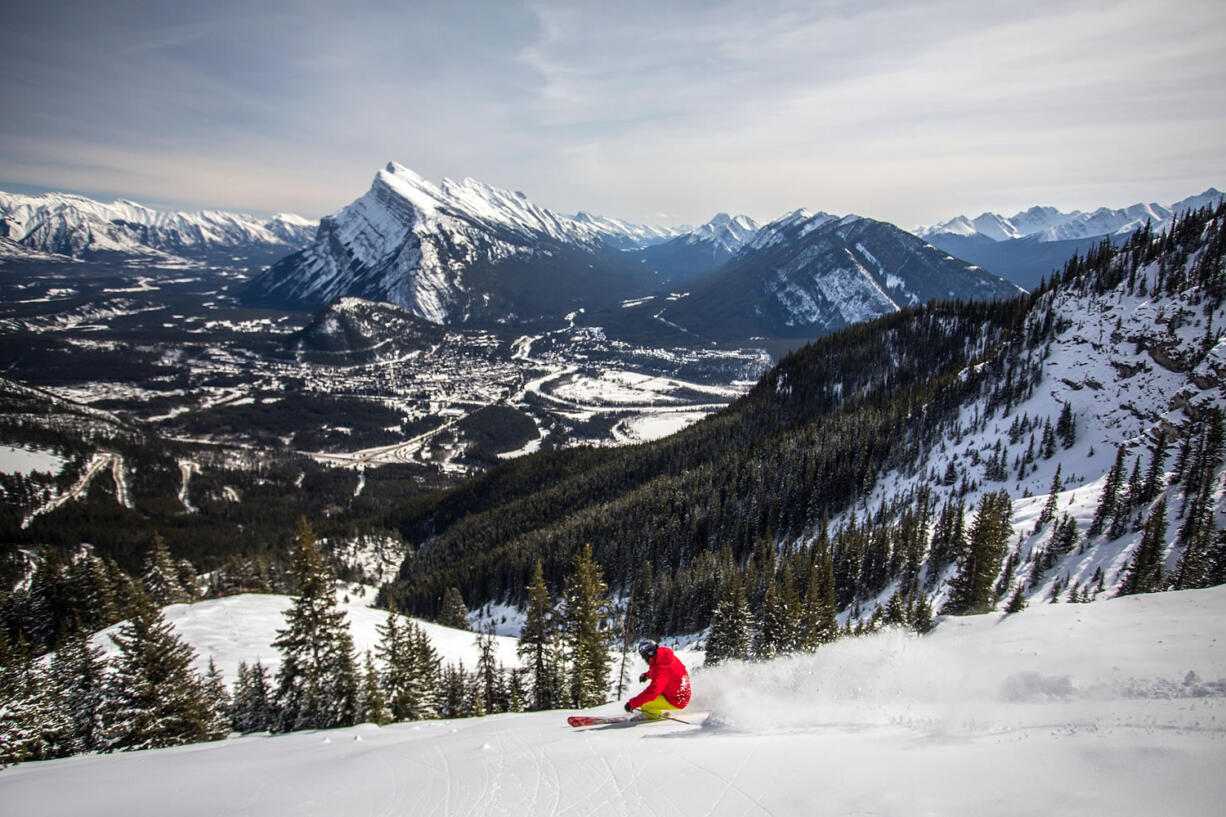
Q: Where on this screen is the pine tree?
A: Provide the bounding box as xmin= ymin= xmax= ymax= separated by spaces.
xmin=705 ymin=571 xmax=752 ymax=665
xmin=1118 ymin=499 xmax=1168 ymax=596
xmin=1035 ymin=464 xmax=1062 ymax=534
xmin=68 ymin=553 xmax=119 ymax=633
xmin=1125 ymin=457 xmax=1144 ymax=508
xmin=1056 ymin=402 xmax=1077 ymax=449
xmin=1004 ymin=585 xmax=1027 ymax=614
xmin=439 ymin=661 xmax=468 ymax=718
xmin=407 ymin=622 xmax=442 ymax=720
xmin=475 ymin=627 xmax=500 ymax=715
xmin=925 ymin=499 xmax=965 ymax=589
xmin=1173 ymin=514 xmax=1217 ymax=590
xmin=560 ymin=545 xmax=614 ymax=709
xmin=25 ymin=550 xmax=71 ymax=650
xmin=517 ymin=561 xmax=561 ymax=711
xmin=1050 ymin=513 xmax=1080 ymax=556
xmin=358 ymin=652 xmax=393 ymax=726
xmin=230 ymin=660 xmax=274 ymax=734
xmin=1040 ymin=419 xmax=1057 ymax=459
xmin=50 ymin=628 xmax=107 ymax=754
xmin=439 ymin=586 xmax=471 ymax=631
xmin=272 ymin=518 xmax=359 ymax=732
xmin=754 ymin=581 xmax=792 ymax=659
xmin=796 ymin=556 xmax=837 ymax=651
xmin=1 ymin=633 xmax=70 ymax=763
xmin=202 ymin=658 xmax=232 ymax=740
xmin=910 ymin=594 xmax=934 ymax=634
xmin=1089 ymin=446 xmax=1128 ymax=538
xmin=943 ymin=491 xmax=1013 ymax=615
xmin=143 ymin=532 xmax=189 ymax=606
xmin=99 ymin=589 xmax=216 ymax=752
xmin=375 ymin=604 xmax=417 ymax=721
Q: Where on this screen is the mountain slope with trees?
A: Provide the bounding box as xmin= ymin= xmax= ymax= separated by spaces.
xmin=381 ymin=203 xmax=1226 ymax=641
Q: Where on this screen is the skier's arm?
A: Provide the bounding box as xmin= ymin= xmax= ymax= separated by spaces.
xmin=627 ymin=673 xmax=664 ymax=710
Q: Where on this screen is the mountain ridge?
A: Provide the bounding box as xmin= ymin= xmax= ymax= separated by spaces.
xmin=0 ymin=190 xmax=316 ymax=263
xmin=920 ymin=188 xmax=1224 ymax=244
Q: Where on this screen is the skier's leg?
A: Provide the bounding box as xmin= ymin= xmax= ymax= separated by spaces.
xmin=639 ymin=695 xmax=680 ymax=720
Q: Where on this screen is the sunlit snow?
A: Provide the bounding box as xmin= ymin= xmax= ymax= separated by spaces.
xmin=4 ymin=587 xmax=1223 ymax=816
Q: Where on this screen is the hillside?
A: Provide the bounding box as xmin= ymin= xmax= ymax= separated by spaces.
xmin=3 ymin=585 xmax=1223 ymax=815
xmin=381 ymin=203 xmax=1226 ymax=632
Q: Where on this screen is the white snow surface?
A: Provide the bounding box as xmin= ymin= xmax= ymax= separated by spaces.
xmin=88 ymin=585 xmax=520 ymax=688
xmin=5 ymin=586 xmax=1224 ymax=816
xmin=0 ymin=444 xmax=66 ymax=475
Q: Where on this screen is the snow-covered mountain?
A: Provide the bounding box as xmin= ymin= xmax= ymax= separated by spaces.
xmin=244 ymin=162 xmax=672 ymax=324
xmin=569 ymin=210 xmax=686 ymax=249
xmin=4 ymin=585 xmax=1222 ymax=815
xmin=626 ymin=212 xmax=761 ymax=287
xmin=685 ymin=212 xmax=760 ymax=255
xmin=0 ymin=190 xmax=316 ymax=262
xmin=654 ymin=210 xmax=1023 ymax=341
xmin=916 ymin=188 xmax=1225 ymax=290
xmin=920 ymin=188 xmax=1224 ymax=244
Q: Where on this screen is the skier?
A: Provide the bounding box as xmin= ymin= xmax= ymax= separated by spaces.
xmin=625 ymin=640 xmax=691 ymax=719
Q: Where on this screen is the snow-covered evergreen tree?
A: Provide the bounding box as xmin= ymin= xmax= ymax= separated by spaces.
xmin=705 ymin=571 xmax=752 ymax=665
xmin=272 ymin=518 xmax=359 ymax=732
xmin=98 ymin=589 xmax=216 ymax=752
xmin=50 ymin=627 xmax=107 ymax=753
xmin=517 ymin=561 xmax=561 ymax=711
xmin=944 ymin=491 xmax=1013 ymax=615
xmin=560 ymin=544 xmax=613 ymax=709
xmin=1118 ymin=499 xmax=1168 ymax=596
xmin=0 ymin=633 xmax=71 ymax=764
xmin=230 ymin=660 xmax=274 ymax=733
xmin=142 ymin=532 xmax=190 ymax=606
xmin=1089 ymin=446 xmax=1128 ymax=538
xmin=439 ymin=586 xmax=470 ymax=631
xmin=358 ymin=652 xmax=393 ymax=726
xmin=203 ymin=658 xmax=232 ymax=740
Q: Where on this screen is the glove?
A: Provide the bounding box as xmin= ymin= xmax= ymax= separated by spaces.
xmin=624 ymin=702 xmax=633 ymax=713
xmin=639 ymin=673 xmax=649 ymax=683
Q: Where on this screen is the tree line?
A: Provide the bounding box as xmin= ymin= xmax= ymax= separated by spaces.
xmin=1 ymin=520 xmax=624 ymax=766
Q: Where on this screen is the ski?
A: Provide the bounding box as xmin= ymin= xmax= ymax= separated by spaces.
xmin=567 ymin=715 xmax=635 ymax=727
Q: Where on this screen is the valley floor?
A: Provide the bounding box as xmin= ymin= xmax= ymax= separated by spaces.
xmin=4 ymin=586 xmax=1224 ymax=816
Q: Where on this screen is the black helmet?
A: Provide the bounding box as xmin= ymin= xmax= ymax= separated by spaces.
xmin=637 ymin=640 xmax=658 ymax=661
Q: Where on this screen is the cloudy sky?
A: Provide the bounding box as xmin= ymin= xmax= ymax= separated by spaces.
xmin=2 ymin=0 xmax=1223 ymax=228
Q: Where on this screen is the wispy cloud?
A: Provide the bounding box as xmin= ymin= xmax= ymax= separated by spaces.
xmin=1 ymin=0 xmax=1222 ymax=226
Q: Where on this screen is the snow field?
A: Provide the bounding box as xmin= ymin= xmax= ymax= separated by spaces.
xmin=0 ymin=444 xmax=66 ymax=475
xmin=90 ymin=585 xmax=522 ymax=688
xmin=8 ymin=586 xmax=1223 ymax=817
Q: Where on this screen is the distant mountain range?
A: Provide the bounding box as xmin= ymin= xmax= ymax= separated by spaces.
xmin=242 ymin=162 xmax=1019 ymax=343
xmin=916 ymin=189 xmax=1224 ymax=289
xmin=646 ymin=209 xmax=1022 ymax=342
xmin=0 ymin=190 xmax=316 ymax=264
xmin=7 ymin=172 xmax=1221 ymax=345
xmin=919 ymin=189 xmax=1223 ymax=244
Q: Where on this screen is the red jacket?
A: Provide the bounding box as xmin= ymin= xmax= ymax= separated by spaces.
xmin=628 ymin=646 xmax=691 ymax=710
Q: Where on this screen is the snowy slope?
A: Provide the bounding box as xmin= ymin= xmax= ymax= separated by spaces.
xmin=87 ymin=584 xmax=521 ymax=688
xmin=5 ymin=586 xmax=1223 ymax=816
xmin=920 ymin=188 xmax=1224 ymax=244
xmin=0 ymin=190 xmax=315 ymax=260
xmin=848 ymin=223 xmax=1226 ymax=621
